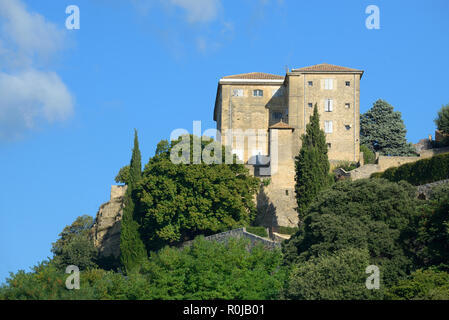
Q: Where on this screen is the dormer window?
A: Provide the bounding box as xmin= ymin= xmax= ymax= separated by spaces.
xmin=253 ymin=89 xmax=263 ymax=97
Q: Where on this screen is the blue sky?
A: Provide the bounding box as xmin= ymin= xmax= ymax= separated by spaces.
xmin=1 ymin=0 xmax=448 ymax=283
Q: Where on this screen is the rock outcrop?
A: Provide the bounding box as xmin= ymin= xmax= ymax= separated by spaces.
xmin=90 ymin=185 xmax=127 ymax=259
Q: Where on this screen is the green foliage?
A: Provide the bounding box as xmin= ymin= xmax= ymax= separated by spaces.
xmin=370 ymin=172 xmax=383 ymax=179
xmin=285 ymin=248 xmax=384 ymax=300
xmin=115 ymin=165 xmax=130 ymax=184
xmin=360 ymin=144 xmax=376 ymax=164
xmin=246 ymin=226 xmax=268 ymax=238
xmin=137 ymin=135 xmax=259 ymax=251
xmin=283 ymin=178 xmax=421 ymax=287
xmin=1 ymin=238 xmax=285 ymax=300
xmin=262 ymin=178 xmax=271 ymax=186
xmin=335 ymin=160 xmax=358 ymax=171
xmin=295 ymin=104 xmax=332 ymax=220
xmin=375 ymin=153 xmax=449 ymax=185
xmin=386 ymin=268 xmax=449 ymax=300
xmin=435 ymin=103 xmax=449 ymax=135
xmin=120 ymin=129 xmax=148 ymax=274
xmin=0 ymin=261 xmax=152 ymax=300
xmin=51 ymin=215 xmax=98 ymax=271
xmin=142 ymin=237 xmax=285 ymax=300
xmin=403 ymin=187 xmax=449 ymax=270
xmin=276 ymin=226 xmax=299 ymax=235
xmin=361 ymin=99 xmax=417 ymax=156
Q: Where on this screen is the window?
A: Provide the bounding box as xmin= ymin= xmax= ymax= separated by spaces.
xmin=324 ymin=79 xmax=333 ymax=90
xmin=345 ymin=81 xmax=351 ymax=87
xmin=324 ymin=121 xmax=333 ymax=133
xmin=308 ymin=81 xmax=313 ymax=87
xmin=345 ymin=124 xmax=352 ymax=130
xmin=253 ymin=89 xmax=263 ymax=97
xmin=327 ymin=143 xmax=332 ymax=148
xmin=324 ymin=99 xmax=333 ymax=112
xmin=308 ymin=102 xmax=313 ymax=108
xmin=232 ymin=89 xmax=243 ymax=97
xmin=345 ymin=103 xmax=350 ymax=109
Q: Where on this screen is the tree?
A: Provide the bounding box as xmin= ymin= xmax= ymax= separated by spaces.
xmin=141 ymin=237 xmax=285 ymax=300
xmin=435 ymin=103 xmax=449 ymax=135
xmin=361 ymin=99 xmax=416 ymax=156
xmin=115 ymin=165 xmax=130 ymax=184
xmin=285 ymin=248 xmax=383 ymax=300
xmin=386 ymin=268 xmax=449 ymax=300
xmin=51 ymin=215 xmax=98 ymax=271
xmin=137 ymin=135 xmax=259 ymax=252
xmin=404 ymin=183 xmax=449 ymax=270
xmin=295 ymin=104 xmax=332 ymax=220
xmin=283 ymin=178 xmax=421 ymax=287
xmin=119 ymin=129 xmax=148 ymax=274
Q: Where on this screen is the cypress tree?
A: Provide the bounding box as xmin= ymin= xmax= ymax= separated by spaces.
xmin=119 ymin=129 xmax=147 ymax=274
xmin=295 ymin=104 xmax=331 ymax=221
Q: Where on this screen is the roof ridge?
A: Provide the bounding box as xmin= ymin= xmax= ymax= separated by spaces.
xmin=292 ymin=63 xmax=363 ymax=73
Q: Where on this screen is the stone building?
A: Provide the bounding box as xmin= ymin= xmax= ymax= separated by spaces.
xmin=213 ymin=63 xmax=364 ymax=227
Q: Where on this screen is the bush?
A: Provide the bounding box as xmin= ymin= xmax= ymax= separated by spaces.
xmin=276 ymin=226 xmax=299 ymax=235
xmin=335 ymin=161 xmax=358 ymax=171
xmin=142 ymin=237 xmax=286 ymax=300
xmin=246 ymin=226 xmax=268 ymax=238
xmin=386 ymin=268 xmax=449 ymax=300
xmin=375 ymin=153 xmax=449 ymax=185
xmin=285 ymin=248 xmax=384 ymax=300
xmin=361 ymin=144 xmax=376 ymax=164
xmin=283 ymin=178 xmax=421 ymax=287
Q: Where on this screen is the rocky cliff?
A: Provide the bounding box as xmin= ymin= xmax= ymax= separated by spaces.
xmin=90 ymin=185 xmax=127 ymax=259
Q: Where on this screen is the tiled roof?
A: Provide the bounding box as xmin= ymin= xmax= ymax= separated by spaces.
xmin=269 ymin=120 xmax=293 ymax=129
xmin=292 ymin=63 xmax=362 ymax=73
xmin=222 ymin=72 xmax=285 ymax=80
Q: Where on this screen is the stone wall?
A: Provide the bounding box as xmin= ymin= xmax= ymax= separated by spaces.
xmin=183 ymin=227 xmax=281 ymax=250
xmin=347 ymin=146 xmax=449 ymax=180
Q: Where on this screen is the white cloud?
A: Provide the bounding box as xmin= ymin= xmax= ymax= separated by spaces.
xmin=168 ymin=0 xmax=221 ymax=23
xmin=0 ymin=0 xmax=73 ymax=140
xmin=0 ymin=70 xmax=74 ymax=140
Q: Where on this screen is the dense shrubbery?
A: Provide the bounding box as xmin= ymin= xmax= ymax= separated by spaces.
xmin=285 ymin=248 xmax=384 ymax=300
xmin=386 ymin=268 xmax=449 ymax=300
xmin=0 ymin=238 xmax=285 ymax=300
xmin=372 ymin=153 xmax=449 ymax=185
xmin=283 ymin=178 xmax=424 ymax=297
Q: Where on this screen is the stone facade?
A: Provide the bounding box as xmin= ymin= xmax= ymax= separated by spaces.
xmin=213 ymin=63 xmax=363 ymax=227
xmin=90 ymin=185 xmax=127 ymax=259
